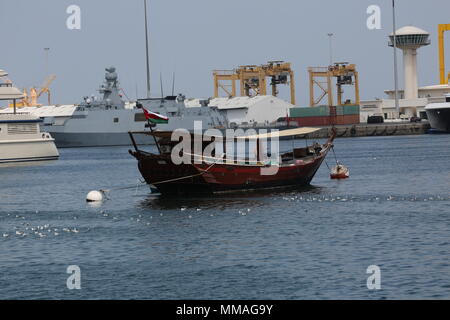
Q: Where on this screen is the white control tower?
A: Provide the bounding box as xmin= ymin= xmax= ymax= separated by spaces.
xmin=389 ymin=26 xmax=430 ymax=100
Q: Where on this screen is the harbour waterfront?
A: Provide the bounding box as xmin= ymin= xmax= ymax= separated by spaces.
xmin=1 ymin=134 xmax=450 ymax=299
xmin=279 ymin=122 xmax=431 ymax=139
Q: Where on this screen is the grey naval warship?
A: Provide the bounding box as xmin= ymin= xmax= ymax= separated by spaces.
xmin=39 ymin=67 xmax=228 ymax=147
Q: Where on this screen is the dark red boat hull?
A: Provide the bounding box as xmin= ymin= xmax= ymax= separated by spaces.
xmin=134 ymin=153 xmax=327 ymax=195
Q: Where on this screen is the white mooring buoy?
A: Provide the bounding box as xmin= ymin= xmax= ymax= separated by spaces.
xmin=86 ymin=190 xmax=105 ymax=202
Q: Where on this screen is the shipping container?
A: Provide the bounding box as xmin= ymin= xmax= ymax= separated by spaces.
xmin=290 ymin=106 xmax=330 ymax=118
xmin=334 ymin=115 xmax=344 ymax=125
xmin=290 ymin=105 xmax=359 ymax=117
xmin=345 ymin=114 xmax=360 ymax=124
xmin=292 ymin=114 xmax=360 ymax=127
xmin=342 ymin=105 xmax=360 ymax=115
xmin=334 ymin=114 xmax=360 ymax=125
xmin=329 ymin=106 xmax=337 ymax=116
xmin=292 ymin=116 xmax=332 ymax=126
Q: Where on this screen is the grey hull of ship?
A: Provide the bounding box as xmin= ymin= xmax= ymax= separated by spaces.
xmin=51 ymin=132 xmax=155 ymax=148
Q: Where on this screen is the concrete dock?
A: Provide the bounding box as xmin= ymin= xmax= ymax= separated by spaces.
xmin=304 ymin=122 xmax=431 ymax=139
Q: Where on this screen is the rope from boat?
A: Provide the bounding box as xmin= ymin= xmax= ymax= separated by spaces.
xmin=331 ymin=146 xmax=339 ymax=165
xmin=99 ymin=179 xmax=147 ymax=193
xmin=324 ymin=158 xmax=331 ymax=171
xmin=98 ymin=154 xmax=226 ymax=193
xmin=151 ymin=155 xmax=226 ymax=186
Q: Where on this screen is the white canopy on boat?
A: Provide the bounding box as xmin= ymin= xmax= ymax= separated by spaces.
xmin=0 ymin=86 xmax=24 ymax=100
xmin=131 ymin=127 xmax=322 ymax=140
xmin=0 ymin=69 xmax=8 ymax=77
xmin=201 ymin=127 xmax=322 ymax=140
xmin=236 ymin=127 xmax=321 ymax=139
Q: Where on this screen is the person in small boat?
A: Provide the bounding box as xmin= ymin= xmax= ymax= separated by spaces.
xmin=335 ymin=161 xmax=346 ymax=174
xmin=313 ymin=142 xmax=322 ymax=155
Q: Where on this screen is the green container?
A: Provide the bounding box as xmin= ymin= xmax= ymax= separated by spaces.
xmin=336 ymin=106 xmax=344 ymax=116
xmin=343 ymin=105 xmax=360 ymax=115
xmin=290 ymin=106 xmax=330 ymax=118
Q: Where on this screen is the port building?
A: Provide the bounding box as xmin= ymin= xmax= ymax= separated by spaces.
xmin=185 ymin=95 xmax=294 ymax=127
xmin=360 ymin=25 xmax=450 ymax=121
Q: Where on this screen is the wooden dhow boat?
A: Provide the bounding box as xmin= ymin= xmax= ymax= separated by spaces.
xmin=128 ymin=127 xmax=337 ymax=195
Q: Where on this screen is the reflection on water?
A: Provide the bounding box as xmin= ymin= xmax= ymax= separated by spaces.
xmin=138 ymin=185 xmax=320 ymax=210
xmin=0 ymin=160 xmax=57 ymax=169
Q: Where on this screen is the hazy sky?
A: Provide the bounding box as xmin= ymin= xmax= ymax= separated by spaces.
xmin=1 ymin=0 xmax=450 ymax=106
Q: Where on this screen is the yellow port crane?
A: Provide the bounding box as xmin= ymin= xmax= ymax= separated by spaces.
xmin=213 ymin=61 xmax=296 ymax=105
xmin=309 ymin=62 xmax=360 ymax=107
xmin=10 ymin=74 xmax=56 ymax=107
xmin=33 ymin=74 xmax=56 ymax=106
xmin=438 ymin=24 xmax=450 ymax=85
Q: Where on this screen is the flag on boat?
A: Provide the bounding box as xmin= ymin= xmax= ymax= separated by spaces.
xmin=142 ymin=107 xmax=169 ymax=124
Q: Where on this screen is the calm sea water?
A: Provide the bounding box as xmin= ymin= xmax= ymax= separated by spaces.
xmin=1 ymin=134 xmax=450 ymax=300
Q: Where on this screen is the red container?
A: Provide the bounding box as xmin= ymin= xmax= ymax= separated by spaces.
xmin=343 ymin=114 xmax=360 ymax=124
xmin=335 ymin=115 xmax=346 ymax=125
xmin=293 ymin=116 xmax=332 ymax=126
xmin=334 ymin=115 xmax=360 ymax=125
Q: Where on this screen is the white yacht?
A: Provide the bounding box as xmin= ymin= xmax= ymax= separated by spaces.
xmin=425 ymin=94 xmax=450 ymax=133
xmin=0 ymin=70 xmax=59 ymax=164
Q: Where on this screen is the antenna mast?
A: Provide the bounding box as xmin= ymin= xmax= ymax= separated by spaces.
xmin=144 ymin=0 xmax=151 ymax=98
xmin=171 ymin=71 xmax=176 ymax=96
xmin=160 ymin=72 xmax=164 ymax=99
xmin=392 ymin=0 xmax=399 ymax=115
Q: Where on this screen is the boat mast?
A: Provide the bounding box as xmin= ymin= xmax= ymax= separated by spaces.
xmin=160 ymin=72 xmax=164 ymax=99
xmin=144 ymin=0 xmax=151 ymax=98
xmin=171 ymin=71 xmax=176 ymax=96
xmin=392 ymin=0 xmax=400 ymax=115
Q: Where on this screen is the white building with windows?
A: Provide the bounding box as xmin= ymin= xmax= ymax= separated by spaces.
xmin=360 ymin=84 xmax=450 ymax=122
xmin=360 ymin=26 xmax=450 ymax=122
xmin=185 ymin=95 xmax=294 ymax=127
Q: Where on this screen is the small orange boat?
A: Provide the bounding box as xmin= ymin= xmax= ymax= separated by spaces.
xmin=330 ymin=163 xmax=349 ymax=179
